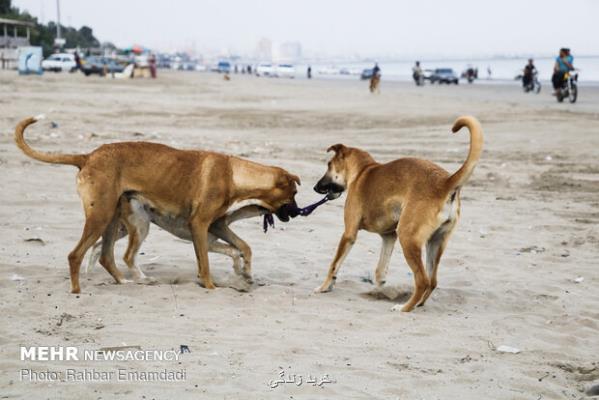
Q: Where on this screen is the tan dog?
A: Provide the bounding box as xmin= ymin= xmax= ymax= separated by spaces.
xmin=15 ymin=116 xmax=300 ymax=293
xmin=86 ymin=194 xmax=269 ymax=283
xmin=313 ymin=116 xmax=483 ymax=312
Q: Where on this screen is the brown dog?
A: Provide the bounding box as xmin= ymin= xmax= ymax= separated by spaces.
xmin=313 ymin=116 xmax=483 ymax=311
xmin=15 ymin=116 xmax=300 ymax=293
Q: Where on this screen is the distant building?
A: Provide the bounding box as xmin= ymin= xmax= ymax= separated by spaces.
xmin=255 ymin=38 xmax=272 ymax=61
xmin=274 ymin=41 xmax=302 ymax=63
xmin=0 ymin=17 xmax=35 ymax=69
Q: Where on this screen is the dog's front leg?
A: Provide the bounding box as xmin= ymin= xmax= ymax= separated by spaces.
xmin=211 ymin=220 xmax=253 ymax=282
xmin=314 ymin=230 xmax=357 ymax=293
xmin=190 ymin=217 xmax=215 ymax=289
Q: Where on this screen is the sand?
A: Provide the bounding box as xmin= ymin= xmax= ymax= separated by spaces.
xmin=1 ymin=70 xmax=598 ymax=399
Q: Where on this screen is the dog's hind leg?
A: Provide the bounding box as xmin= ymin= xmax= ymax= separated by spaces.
xmin=121 ymin=212 xmax=150 ymax=281
xmin=374 ymin=233 xmax=396 ymax=287
xmin=86 ymin=241 xmax=102 ymax=274
xmin=397 ymin=210 xmax=436 ymax=312
xmin=68 ymin=192 xmax=119 ymax=293
xmin=419 ymin=220 xmax=456 ymax=307
xmin=98 ymin=215 xmax=129 ymax=284
xmin=86 ymin=223 xmax=128 ymax=274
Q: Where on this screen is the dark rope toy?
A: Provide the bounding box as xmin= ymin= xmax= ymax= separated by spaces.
xmin=263 ymin=195 xmax=329 ymax=233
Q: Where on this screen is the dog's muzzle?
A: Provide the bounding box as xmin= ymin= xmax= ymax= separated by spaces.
xmin=275 ymin=200 xmax=299 ymax=222
xmin=314 ymin=178 xmax=345 ymax=200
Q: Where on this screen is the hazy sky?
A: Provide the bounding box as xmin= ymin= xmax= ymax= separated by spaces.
xmin=13 ymin=0 xmax=599 ymax=58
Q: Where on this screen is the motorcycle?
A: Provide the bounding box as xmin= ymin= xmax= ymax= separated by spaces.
xmin=556 ymin=70 xmax=578 ymax=103
xmin=523 ymin=71 xmax=541 ymax=93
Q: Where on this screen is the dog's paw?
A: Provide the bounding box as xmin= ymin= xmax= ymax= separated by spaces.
xmin=199 ymin=280 xmax=216 ymax=290
xmin=400 ymin=304 xmax=415 ymax=312
xmin=314 ymin=283 xmax=333 ymax=293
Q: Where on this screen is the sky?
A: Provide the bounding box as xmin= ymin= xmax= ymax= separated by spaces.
xmin=12 ymin=0 xmax=599 ymax=58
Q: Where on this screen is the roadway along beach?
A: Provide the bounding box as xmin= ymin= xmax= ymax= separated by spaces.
xmin=1 ymin=70 xmax=598 ymax=398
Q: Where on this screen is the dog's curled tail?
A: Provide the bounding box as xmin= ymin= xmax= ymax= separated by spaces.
xmin=446 ymin=116 xmax=483 ymax=191
xmin=15 ymin=116 xmax=87 ymax=169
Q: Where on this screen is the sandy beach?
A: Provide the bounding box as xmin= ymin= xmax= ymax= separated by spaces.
xmin=1 ymin=71 xmax=598 ymax=399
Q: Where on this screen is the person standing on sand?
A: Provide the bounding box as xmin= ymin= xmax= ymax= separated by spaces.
xmin=412 ymin=61 xmax=423 ymax=85
xmin=74 ymin=51 xmax=82 ymax=72
xmin=149 ymin=53 xmax=157 ymax=79
xmin=307 ymin=65 xmax=312 ymax=79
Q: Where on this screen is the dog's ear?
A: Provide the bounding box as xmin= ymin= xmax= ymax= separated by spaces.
xmin=327 ymin=144 xmax=346 ymax=155
xmin=289 ymin=174 xmax=301 ymax=186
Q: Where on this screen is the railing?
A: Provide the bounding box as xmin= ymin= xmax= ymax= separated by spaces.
xmin=0 ymin=36 xmax=30 ymax=48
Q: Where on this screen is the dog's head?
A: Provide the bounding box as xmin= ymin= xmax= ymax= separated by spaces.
xmin=314 ymin=144 xmax=351 ymax=200
xmin=263 ymin=171 xmax=301 ymax=222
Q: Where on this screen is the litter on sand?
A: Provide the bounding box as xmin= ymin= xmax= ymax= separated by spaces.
xmin=496 ymin=345 xmax=521 ymax=354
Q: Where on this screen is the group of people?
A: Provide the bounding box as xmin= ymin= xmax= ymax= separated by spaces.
xmin=522 ymin=48 xmax=575 ymax=95
xmin=409 ymin=47 xmax=576 ymax=98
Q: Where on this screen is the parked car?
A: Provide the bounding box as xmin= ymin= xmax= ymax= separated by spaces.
xmin=81 ymin=56 xmax=124 ymax=76
xmin=275 ymin=64 xmax=295 ymax=78
xmin=430 ymin=68 xmax=459 ymax=84
xmin=256 ymin=63 xmax=274 ymax=77
xmin=360 ymin=68 xmax=373 ymax=80
xmin=41 ymin=53 xmax=77 ymax=72
xmin=216 ymin=60 xmax=231 ymax=73
xmin=422 ymin=69 xmax=434 ymax=81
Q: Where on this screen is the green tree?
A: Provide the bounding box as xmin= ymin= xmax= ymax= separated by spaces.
xmin=1 ymin=0 xmax=102 ymax=56
xmin=0 ymin=0 xmax=13 ymax=15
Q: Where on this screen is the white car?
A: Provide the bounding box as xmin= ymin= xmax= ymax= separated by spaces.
xmin=275 ymin=64 xmax=295 ymax=78
xmin=41 ymin=53 xmax=77 ymax=72
xmin=256 ymin=63 xmax=274 ymax=77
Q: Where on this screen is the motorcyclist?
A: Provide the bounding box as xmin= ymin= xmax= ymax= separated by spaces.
xmin=372 ymin=62 xmax=381 ymax=78
xmin=412 ymin=61 xmax=423 ymax=85
xmin=522 ymin=59 xmax=536 ymax=88
xmin=552 ymin=48 xmax=574 ymax=95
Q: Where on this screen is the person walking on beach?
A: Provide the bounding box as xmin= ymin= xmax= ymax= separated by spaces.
xmin=307 ymin=65 xmax=312 ymax=79
xmin=149 ymin=53 xmax=157 ymax=79
xmin=412 ymin=61 xmax=423 ymax=85
xmin=74 ymin=51 xmax=82 ymax=72
xmin=552 ymin=48 xmax=574 ymax=95
xmin=369 ymin=62 xmax=381 ymax=93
